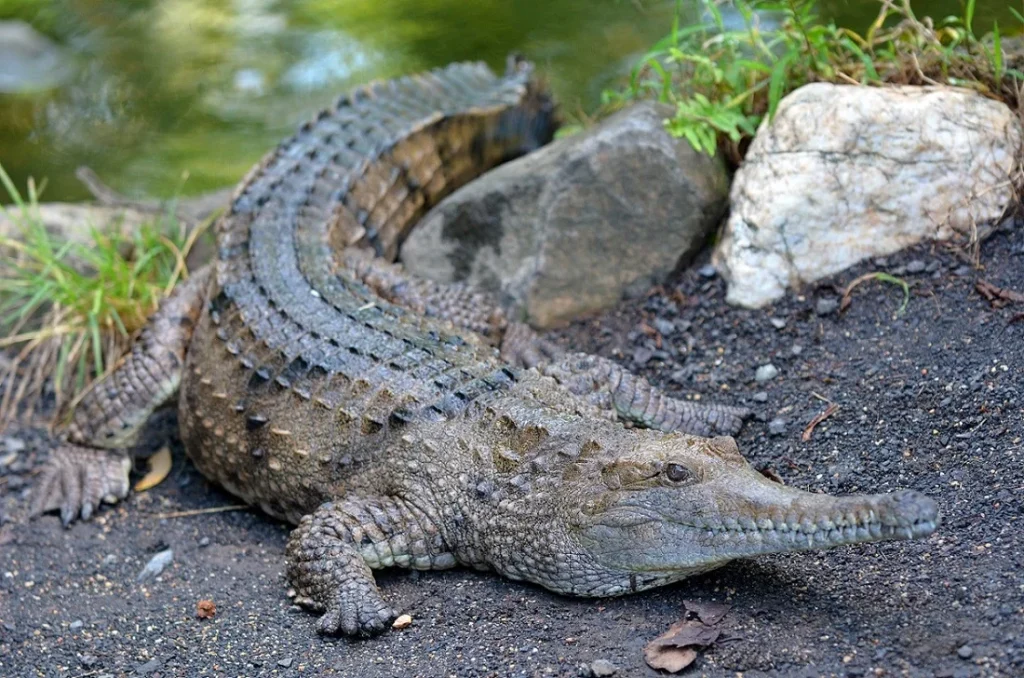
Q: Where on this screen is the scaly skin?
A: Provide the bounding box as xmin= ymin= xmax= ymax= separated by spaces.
xmin=31 ymin=59 xmax=939 ymax=638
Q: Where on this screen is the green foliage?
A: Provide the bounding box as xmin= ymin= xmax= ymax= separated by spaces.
xmin=606 ymin=0 xmax=1023 ymax=157
xmin=0 ymin=163 xmax=198 ymax=426
xmin=0 ymin=0 xmax=64 ymax=38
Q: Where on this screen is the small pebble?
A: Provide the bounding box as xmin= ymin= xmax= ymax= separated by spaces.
xmin=698 ymin=264 xmax=717 ymax=279
xmin=791 ymin=344 xmax=803 ymax=356
xmin=278 ymin=657 xmax=294 ymax=668
xmin=815 ymin=298 xmax=839 ymax=316
xmin=69 ymin=620 xmax=83 ymax=631
xmin=905 ymin=259 xmax=927 ymax=274
xmin=392 ymin=614 xmax=413 ymax=629
xmin=102 ymin=554 xmax=118 ymax=567
xmin=137 ymin=549 xmax=173 ymax=582
xmin=769 ymin=317 xmax=787 ymax=330
xmin=2 ymin=436 xmax=26 ymax=454
xmin=135 ymin=658 xmax=162 ymax=675
xmin=753 ymin=391 xmax=769 ymax=403
xmin=198 ymin=537 xmax=210 ymax=548
xmin=768 ymin=418 xmax=787 ymax=436
xmin=79 ymin=654 xmax=98 ymax=668
xmin=653 ymin=318 xmax=675 ymax=336
xmin=957 ymin=645 xmax=974 ymax=660
xmin=590 ymin=659 xmax=618 ymax=677
xmin=755 ymin=364 xmax=779 ymax=382
xmin=632 ymin=347 xmax=653 ymax=366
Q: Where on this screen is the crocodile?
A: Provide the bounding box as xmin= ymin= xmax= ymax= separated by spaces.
xmin=31 ymin=58 xmax=940 ymax=637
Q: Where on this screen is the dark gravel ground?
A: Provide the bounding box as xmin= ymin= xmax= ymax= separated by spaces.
xmin=1 ymin=223 xmax=1022 ymax=678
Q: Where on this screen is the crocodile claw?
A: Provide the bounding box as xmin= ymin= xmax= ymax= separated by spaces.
xmin=315 ymin=599 xmax=397 ymax=638
xmin=30 ymin=444 xmax=131 ymax=526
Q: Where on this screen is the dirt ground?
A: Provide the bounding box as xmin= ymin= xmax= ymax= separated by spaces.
xmin=1 ymin=222 xmax=1022 ymax=678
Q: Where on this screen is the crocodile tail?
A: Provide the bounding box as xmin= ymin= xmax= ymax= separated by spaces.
xmin=501 ymin=53 xmax=560 ymax=154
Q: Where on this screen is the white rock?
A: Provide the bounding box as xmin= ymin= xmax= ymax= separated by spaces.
xmin=715 ymin=84 xmax=1022 ymax=308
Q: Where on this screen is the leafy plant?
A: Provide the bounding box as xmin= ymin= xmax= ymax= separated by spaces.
xmin=605 ymin=0 xmax=1023 ymax=158
xmin=0 ymin=164 xmax=203 ymax=429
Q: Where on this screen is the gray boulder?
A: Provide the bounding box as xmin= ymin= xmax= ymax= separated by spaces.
xmin=400 ymin=102 xmax=729 ymax=329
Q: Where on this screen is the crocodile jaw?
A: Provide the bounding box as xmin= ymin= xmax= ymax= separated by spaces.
xmin=578 ymin=485 xmax=939 ymax=584
xmin=660 ymin=487 xmax=939 ymax=556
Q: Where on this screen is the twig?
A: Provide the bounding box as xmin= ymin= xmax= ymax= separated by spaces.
xmin=802 ymin=403 xmax=840 ymax=442
xmin=151 ymin=505 xmax=248 ymax=520
xmin=976 ymin=279 xmax=1024 ymax=308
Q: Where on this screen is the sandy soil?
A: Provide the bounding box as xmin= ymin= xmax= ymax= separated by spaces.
xmin=1 ymin=223 xmax=1022 ymax=678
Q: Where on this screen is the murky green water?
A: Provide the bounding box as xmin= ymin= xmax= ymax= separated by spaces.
xmin=0 ymin=0 xmax=1013 ymax=202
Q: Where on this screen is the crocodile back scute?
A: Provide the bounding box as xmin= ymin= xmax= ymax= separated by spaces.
xmin=180 ymin=60 xmax=557 ymax=521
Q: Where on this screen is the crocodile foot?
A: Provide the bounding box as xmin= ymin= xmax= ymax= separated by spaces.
xmin=286 ymin=506 xmax=399 ymax=637
xmin=30 ymin=444 xmax=131 ymax=526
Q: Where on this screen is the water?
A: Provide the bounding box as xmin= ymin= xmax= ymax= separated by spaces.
xmin=0 ymin=0 xmax=1013 ymax=202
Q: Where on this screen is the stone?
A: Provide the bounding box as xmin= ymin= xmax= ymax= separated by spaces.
xmin=401 ymin=102 xmax=730 ymax=328
xmin=815 ymin=298 xmax=839 ymax=316
xmin=714 ymin=84 xmax=1022 ymax=308
xmin=905 ymin=259 xmax=928 ymax=274
xmin=755 ymin=364 xmax=779 ymax=382
xmin=136 ymin=549 xmax=173 ymax=582
xmin=590 ymin=659 xmax=618 ymax=677
xmin=957 ymin=645 xmax=974 ymax=659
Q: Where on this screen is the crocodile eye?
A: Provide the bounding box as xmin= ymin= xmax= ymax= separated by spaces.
xmin=664 ymin=463 xmax=692 ymax=483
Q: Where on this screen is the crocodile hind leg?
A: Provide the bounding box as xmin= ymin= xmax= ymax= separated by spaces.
xmin=343 ymin=250 xmax=749 ymax=435
xmin=540 ymin=353 xmax=751 ymax=437
xmin=31 ymin=267 xmax=211 ymax=525
xmin=287 ymin=495 xmax=454 ymax=636
xmin=342 ymin=249 xmax=562 ymax=367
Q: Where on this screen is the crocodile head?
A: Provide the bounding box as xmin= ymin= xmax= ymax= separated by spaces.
xmin=567 ymin=435 xmax=939 ymax=594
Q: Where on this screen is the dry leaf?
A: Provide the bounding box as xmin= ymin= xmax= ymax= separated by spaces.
xmin=196 ymin=599 xmax=216 ymax=619
xmin=644 ymin=644 xmax=697 ymax=673
xmin=653 ymin=620 xmax=721 ymax=648
xmin=134 ymin=446 xmax=172 ymax=492
xmin=683 ymin=600 xmax=732 ymax=626
xmin=392 ymin=614 xmax=413 ymax=629
xmin=644 ymin=617 xmax=725 ymax=673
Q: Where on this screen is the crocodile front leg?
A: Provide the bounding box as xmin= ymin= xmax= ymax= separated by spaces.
xmin=31 ymin=267 xmax=211 ymax=524
xmin=541 ymin=353 xmax=751 ymax=436
xmin=287 ymin=496 xmax=454 ymax=637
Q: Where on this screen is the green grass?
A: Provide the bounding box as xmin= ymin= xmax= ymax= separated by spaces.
xmin=0 ymin=163 xmax=202 ymax=428
xmin=604 ymin=0 xmax=1023 ymax=159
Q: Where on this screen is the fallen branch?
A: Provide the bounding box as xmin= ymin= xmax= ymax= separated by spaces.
xmin=802 ymin=403 xmax=840 ymax=442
